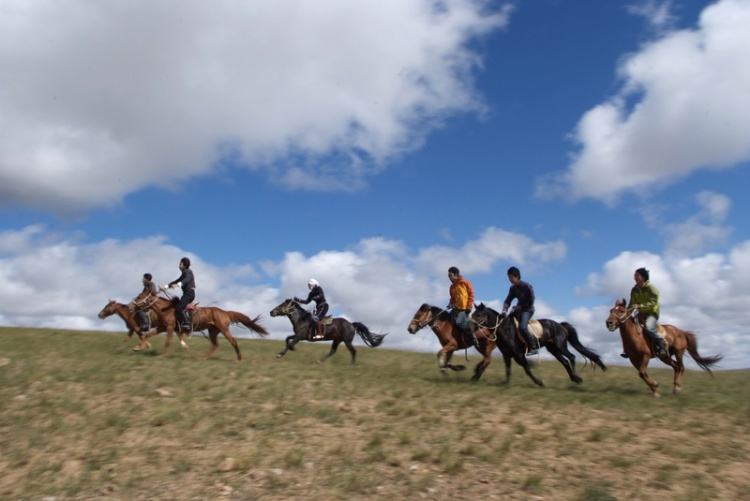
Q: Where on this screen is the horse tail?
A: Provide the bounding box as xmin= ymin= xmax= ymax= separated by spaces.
xmin=228 ymin=311 xmax=269 ymax=337
xmin=561 ymin=322 xmax=607 ymax=371
xmin=352 ymin=322 xmax=386 ymax=348
xmin=684 ymin=331 xmax=722 ymax=373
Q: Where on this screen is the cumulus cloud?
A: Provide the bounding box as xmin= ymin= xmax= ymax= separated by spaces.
xmin=0 ymin=225 xmax=563 ymax=354
xmin=541 ymin=0 xmax=750 ymax=202
xmin=626 ymin=0 xmax=676 ymax=30
xmin=0 ymin=0 xmax=511 ymax=211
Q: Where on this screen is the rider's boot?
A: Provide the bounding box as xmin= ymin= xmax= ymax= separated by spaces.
xmin=525 ymin=331 xmax=539 ymax=356
xmin=312 ymin=321 xmax=325 ymax=341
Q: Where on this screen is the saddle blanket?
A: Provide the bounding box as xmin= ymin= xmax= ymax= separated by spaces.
xmin=512 ymin=318 xmax=544 ymax=339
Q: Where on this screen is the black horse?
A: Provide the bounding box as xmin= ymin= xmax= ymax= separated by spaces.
xmin=270 ymin=298 xmax=386 ymax=363
xmin=471 ymin=303 xmax=606 ymax=387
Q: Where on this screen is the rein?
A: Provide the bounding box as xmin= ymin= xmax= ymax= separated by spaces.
xmin=470 ymin=314 xmax=501 ymax=341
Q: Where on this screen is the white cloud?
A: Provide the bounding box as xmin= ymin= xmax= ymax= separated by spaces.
xmin=0 ymin=224 xmax=563 ymax=355
xmin=0 ymin=0 xmax=511 ymax=212
xmin=663 ymin=190 xmax=732 ymax=256
xmin=541 ymin=0 xmax=750 ymax=202
xmin=626 ymin=0 xmax=676 ymax=30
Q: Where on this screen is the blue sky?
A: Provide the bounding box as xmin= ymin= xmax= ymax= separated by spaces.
xmin=1 ymin=0 xmax=749 ymax=367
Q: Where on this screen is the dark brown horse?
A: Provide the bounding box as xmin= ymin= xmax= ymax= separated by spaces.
xmin=407 ymin=303 xmax=497 ymax=381
xmin=270 ymin=299 xmax=386 ymax=363
xmin=606 ymin=299 xmax=721 ymax=396
xmin=471 ymin=304 xmax=606 ymax=387
xmin=145 ymin=297 xmax=269 ymax=360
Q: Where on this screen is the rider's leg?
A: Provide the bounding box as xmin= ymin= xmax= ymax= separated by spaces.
xmin=644 ymin=315 xmax=666 ymax=356
xmin=520 ymin=310 xmax=538 ymax=355
xmin=312 ymin=303 xmax=328 ymax=340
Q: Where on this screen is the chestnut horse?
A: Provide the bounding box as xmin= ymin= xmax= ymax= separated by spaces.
xmin=606 ymin=299 xmax=721 ymax=397
xmin=270 ymin=299 xmax=386 ymax=363
xmin=407 ymin=303 xmax=497 ymax=382
xmin=97 ymin=300 xmax=154 ymax=349
xmin=146 ymin=298 xmax=269 ymax=360
xmin=471 ymin=304 xmax=606 ymax=387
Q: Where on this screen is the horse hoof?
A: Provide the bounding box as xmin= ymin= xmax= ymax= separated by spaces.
xmin=673 ymin=387 xmax=682 ymax=395
xmin=453 ymin=365 xmax=466 ymax=372
xmin=652 ymin=392 xmax=661 ymax=398
xmin=573 ymin=376 xmax=583 ymax=384
xmin=276 ymin=353 xmax=283 ymax=359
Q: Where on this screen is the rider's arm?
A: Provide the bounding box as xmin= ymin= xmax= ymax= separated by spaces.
xmin=296 ymin=290 xmax=314 ymax=304
xmin=169 ymin=271 xmax=186 ymax=288
xmin=502 ymin=286 xmax=515 ymax=313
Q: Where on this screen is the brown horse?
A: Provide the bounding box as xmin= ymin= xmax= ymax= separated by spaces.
xmin=97 ymin=300 xmax=157 ymax=349
xmin=145 ymin=297 xmax=268 ymax=360
xmin=407 ymin=303 xmax=497 ymax=381
xmin=606 ymin=299 xmax=722 ymax=397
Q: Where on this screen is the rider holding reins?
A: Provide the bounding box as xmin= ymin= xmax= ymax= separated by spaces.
xmin=164 ymin=257 xmax=195 ymax=332
xmin=502 ymin=266 xmax=538 ymax=355
xmin=625 ymin=267 xmax=667 ymax=358
xmin=447 ymin=266 xmax=475 ymax=345
xmin=295 ymin=278 xmax=329 ymax=340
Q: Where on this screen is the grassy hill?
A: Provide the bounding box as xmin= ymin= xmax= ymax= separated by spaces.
xmin=1 ymin=327 xmax=748 ymax=500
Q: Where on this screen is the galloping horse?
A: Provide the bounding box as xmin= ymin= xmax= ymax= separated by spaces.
xmin=471 ymin=304 xmax=606 ymax=387
xmin=97 ymin=300 xmax=154 ymax=348
xmin=270 ymin=299 xmax=386 ymax=363
xmin=407 ymin=303 xmax=497 ymax=381
xmin=145 ymin=298 xmax=268 ymax=360
xmin=606 ymin=299 xmax=721 ymax=396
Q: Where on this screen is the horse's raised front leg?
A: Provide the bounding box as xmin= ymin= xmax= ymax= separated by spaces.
xmin=471 ymin=343 xmax=492 ymax=382
xmin=633 ymin=357 xmax=660 ymax=397
xmin=276 ymin=335 xmax=298 ymax=358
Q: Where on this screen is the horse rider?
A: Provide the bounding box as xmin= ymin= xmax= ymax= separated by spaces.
xmin=131 ymin=272 xmax=157 ymax=334
xmin=447 ymin=266 xmax=475 ymax=345
xmin=164 ymin=257 xmax=196 ymax=332
xmin=624 ymin=267 xmax=667 ymax=358
xmin=294 ymin=278 xmax=329 ymax=340
xmin=502 ymin=266 xmax=539 ymax=355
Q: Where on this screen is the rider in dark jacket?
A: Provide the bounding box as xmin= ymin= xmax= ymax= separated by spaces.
xmin=294 ymin=278 xmax=329 ymax=340
xmin=165 ymin=257 xmax=195 ymax=332
xmin=502 ymin=266 xmax=539 ymax=355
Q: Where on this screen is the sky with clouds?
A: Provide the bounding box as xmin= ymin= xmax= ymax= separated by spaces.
xmin=1 ymin=0 xmax=749 ymax=368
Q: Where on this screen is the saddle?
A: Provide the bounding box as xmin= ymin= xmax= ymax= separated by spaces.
xmin=511 ymin=317 xmax=544 ymax=339
xmin=319 ymin=316 xmax=333 ymax=326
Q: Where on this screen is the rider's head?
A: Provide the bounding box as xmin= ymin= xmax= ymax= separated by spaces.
xmin=634 ymin=267 xmax=649 ymax=285
xmin=308 ymin=278 xmax=319 ymax=290
xmin=507 ymin=266 xmax=521 ymax=285
xmin=448 ymin=266 xmax=460 ymax=283
xmin=143 ymin=273 xmax=152 ymax=284
xmin=179 ymin=257 xmax=191 ymax=270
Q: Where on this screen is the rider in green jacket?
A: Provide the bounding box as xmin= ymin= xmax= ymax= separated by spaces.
xmin=623 ymin=267 xmax=667 ymax=357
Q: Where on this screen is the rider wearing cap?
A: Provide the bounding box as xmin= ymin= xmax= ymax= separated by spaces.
xmin=295 ymin=278 xmax=329 ymax=340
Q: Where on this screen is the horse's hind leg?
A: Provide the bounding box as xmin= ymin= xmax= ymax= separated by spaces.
xmin=560 ymin=341 xmax=577 ymax=372
xmin=222 ymin=328 xmax=242 ymax=361
xmin=549 ymin=345 xmax=582 ymax=384
xmin=320 ymin=339 xmax=341 ymax=363
xmin=203 ymin=328 xmax=220 ymax=359
xmin=344 ymin=336 xmax=356 ymax=364
xmin=672 ymin=351 xmax=685 ymax=394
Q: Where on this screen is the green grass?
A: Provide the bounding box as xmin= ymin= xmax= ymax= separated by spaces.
xmin=0 ymin=326 xmax=749 ymax=500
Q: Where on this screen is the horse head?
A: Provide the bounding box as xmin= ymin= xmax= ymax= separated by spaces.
xmin=270 ymin=298 xmax=300 ymax=318
xmin=605 ymin=299 xmax=629 ymax=331
xmin=98 ymin=299 xmax=118 ymax=319
xmin=407 ymin=303 xmax=435 ymax=334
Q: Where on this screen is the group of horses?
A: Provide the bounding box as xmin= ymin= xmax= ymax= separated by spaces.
xmin=98 ymin=291 xmax=721 ymax=397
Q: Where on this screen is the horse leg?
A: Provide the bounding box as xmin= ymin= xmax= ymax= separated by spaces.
xmin=276 ymin=335 xmax=298 ymax=358
xmin=160 ymin=325 xmax=175 ymax=356
xmin=471 ymin=345 xmax=492 ymax=382
xmin=548 ymin=345 xmax=582 ymax=384
xmin=673 ymin=350 xmax=685 ymax=394
xmin=203 ymin=327 xmax=220 ymax=359
xmin=438 ymin=337 xmax=459 ymax=371
xmin=559 ymin=341 xmax=577 ymax=373
xmin=634 ymin=358 xmax=660 ymax=397
xmin=221 ymin=327 xmax=242 ymax=361
xmin=515 ymin=353 xmax=544 ymax=387
xmin=343 ymin=335 xmax=356 ymax=364
xmin=320 ymin=339 xmax=341 ymax=363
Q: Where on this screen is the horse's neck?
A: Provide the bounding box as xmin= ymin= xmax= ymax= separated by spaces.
xmin=115 ymin=304 xmax=136 ymax=327
xmin=289 ymin=308 xmax=311 ymax=327
xmin=620 ymin=318 xmax=644 ymax=343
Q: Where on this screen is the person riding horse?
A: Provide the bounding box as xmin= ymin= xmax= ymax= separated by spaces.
xmin=447 ymin=266 xmax=475 ymax=346
xmin=294 ymin=278 xmax=329 ymax=340
xmin=623 ymin=267 xmax=667 ymax=358
xmin=164 ymin=257 xmax=196 ymax=333
xmin=131 ymin=272 xmax=157 ymax=333
xmin=502 ymin=266 xmax=539 ymax=355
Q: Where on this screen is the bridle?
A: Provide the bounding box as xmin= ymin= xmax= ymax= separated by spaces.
xmin=470 ymin=312 xmax=502 ymax=341
xmin=609 ymin=306 xmax=637 ymax=327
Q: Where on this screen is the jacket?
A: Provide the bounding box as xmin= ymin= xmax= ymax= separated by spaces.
xmin=449 ymin=277 xmax=475 ymax=311
xmin=629 ymin=281 xmax=660 ymax=317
